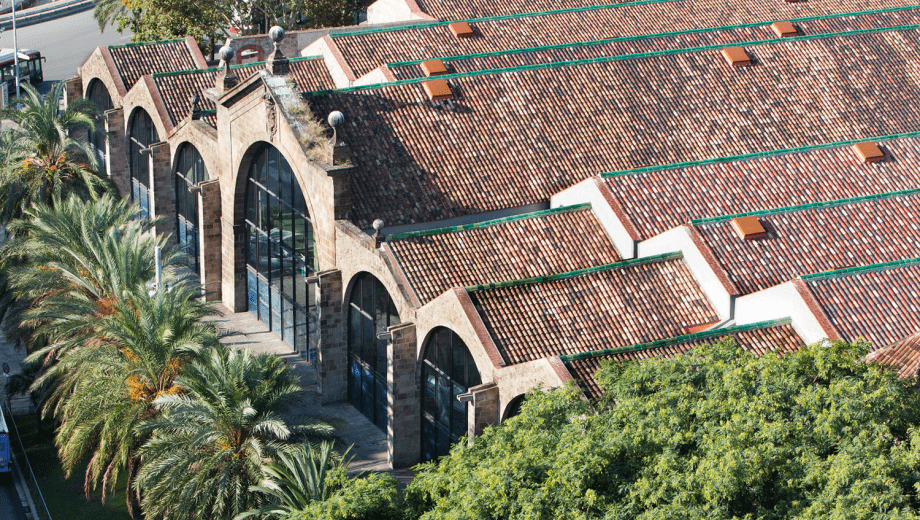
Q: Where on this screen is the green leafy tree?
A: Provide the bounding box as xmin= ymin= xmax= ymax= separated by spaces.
xmin=136 ymin=347 xmax=334 ymax=520
xmin=0 ymin=82 xmax=108 ymax=223
xmin=285 ymin=470 xmax=401 ymax=520
xmin=404 ymin=341 xmax=920 ymax=520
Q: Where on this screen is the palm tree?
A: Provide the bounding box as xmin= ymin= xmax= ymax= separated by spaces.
xmin=236 ymin=440 xmax=353 ymax=519
xmin=0 ymin=82 xmax=109 ymax=223
xmin=135 ymin=347 xmax=334 ymax=520
xmin=45 ymin=285 xmax=220 ymax=511
xmin=1 ymin=194 xmax=184 ymax=354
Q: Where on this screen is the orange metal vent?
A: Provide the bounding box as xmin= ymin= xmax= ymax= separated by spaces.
xmin=423 ymin=79 xmax=452 ymax=101
xmin=420 ymin=59 xmax=448 ymax=77
xmin=852 ymin=142 xmax=885 ymax=163
xmin=771 ymin=21 xmax=798 ymax=38
xmin=731 ymin=216 xmax=767 ymax=240
xmin=722 ymin=47 xmax=751 ymax=67
xmin=449 ymin=22 xmax=475 ymax=38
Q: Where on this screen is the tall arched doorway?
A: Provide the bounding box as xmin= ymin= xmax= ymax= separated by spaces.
xmin=421 ymin=327 xmax=481 ymax=461
xmin=128 ymin=109 xmax=158 ymax=220
xmin=85 ymin=79 xmax=112 ymax=172
xmin=174 ymin=144 xmax=208 ymax=275
xmin=244 ymin=144 xmax=317 ymax=357
xmin=347 ymin=273 xmax=399 ymax=430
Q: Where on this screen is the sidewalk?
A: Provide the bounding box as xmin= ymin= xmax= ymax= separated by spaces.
xmin=0 ymin=0 xmax=94 ymax=30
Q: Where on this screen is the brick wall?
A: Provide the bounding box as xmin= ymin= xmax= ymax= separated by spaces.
xmin=104 ymin=107 xmax=129 ymax=196
xmin=149 ymin=141 xmax=176 ymax=247
xmin=199 ymin=179 xmax=222 ymax=300
xmin=388 ymin=322 xmax=420 ymax=468
xmin=468 ymin=382 xmax=499 ymax=439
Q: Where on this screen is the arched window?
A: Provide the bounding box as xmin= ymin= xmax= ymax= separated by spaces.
xmin=85 ymin=80 xmax=112 ymax=171
xmin=503 ymin=394 xmax=526 ymax=422
xmin=347 ymin=273 xmax=399 ymax=431
xmin=128 ymin=110 xmax=158 ymax=220
xmin=421 ymin=327 xmax=480 ymax=461
xmin=174 ymin=144 xmax=208 ymax=274
xmin=244 ymin=144 xmax=317 ymax=358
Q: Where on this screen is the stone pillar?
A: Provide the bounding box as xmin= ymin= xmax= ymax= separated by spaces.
xmin=467 ymin=382 xmax=499 ymax=440
xmin=221 ymin=218 xmax=248 ymax=312
xmin=198 ymin=179 xmax=222 ymax=301
xmin=149 ymin=142 xmax=176 ymax=246
xmin=388 ymin=322 xmax=420 ymax=468
xmin=316 ymin=269 xmax=346 ymax=404
xmin=104 ymin=107 xmax=128 ymax=196
xmin=62 ymin=76 xmax=83 ymax=106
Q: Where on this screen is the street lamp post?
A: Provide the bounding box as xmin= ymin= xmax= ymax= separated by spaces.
xmin=10 ymin=0 xmax=18 ymax=98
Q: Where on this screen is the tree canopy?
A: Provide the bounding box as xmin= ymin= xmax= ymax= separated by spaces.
xmin=403 ymin=341 xmax=920 ymax=520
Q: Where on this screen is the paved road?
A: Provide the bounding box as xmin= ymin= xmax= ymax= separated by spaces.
xmin=0 ymin=478 xmax=27 ymax=520
xmin=1 ymin=8 xmax=132 ymax=82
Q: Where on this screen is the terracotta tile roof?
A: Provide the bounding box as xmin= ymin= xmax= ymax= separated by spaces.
xmin=563 ymin=320 xmax=805 ymax=398
xmin=692 ymin=190 xmax=920 ymax=295
xmin=865 ymin=331 xmax=920 ymax=379
xmin=387 ymin=7 xmax=920 ymax=80
xmin=108 ymin=39 xmax=199 ymax=91
xmin=335 ymin=3 xmax=920 ymax=79
xmin=307 ymin=27 xmax=920 ymax=228
xmin=412 ymin=0 xmax=632 ymax=20
xmin=604 ymin=134 xmax=920 ymax=241
xmin=803 ymin=259 xmax=920 ymax=349
xmin=153 ymin=58 xmax=334 ymax=127
xmin=467 ymin=253 xmax=719 ymax=365
xmin=386 ymin=204 xmax=621 ymax=304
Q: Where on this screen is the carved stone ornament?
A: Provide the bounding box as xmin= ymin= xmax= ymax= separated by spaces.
xmin=263 ymin=90 xmax=277 ymax=136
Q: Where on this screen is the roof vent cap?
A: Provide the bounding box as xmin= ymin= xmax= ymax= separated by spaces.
xmin=731 ymin=216 xmax=767 ymax=240
xmin=852 ymin=141 xmax=885 ymax=163
xmin=422 ymin=79 xmax=452 ymax=101
xmin=449 ymin=21 xmax=475 ymax=38
xmin=771 ymin=21 xmax=798 ymax=38
xmin=420 ymin=59 xmax=449 ymax=77
xmin=721 ymin=47 xmax=751 ymax=67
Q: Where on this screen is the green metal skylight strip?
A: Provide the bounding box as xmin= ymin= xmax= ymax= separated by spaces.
xmin=329 ymin=0 xmax=677 ymax=38
xmin=800 ymin=257 xmax=920 ymax=282
xmin=690 ymin=188 xmax=920 ymax=225
xmin=152 ymin=56 xmax=324 ymax=79
xmin=465 ymin=252 xmax=682 ymax=292
xmin=388 ymin=5 xmax=920 ymax=67
xmin=558 ymin=319 xmax=793 ymax=362
xmin=387 ymin=203 xmax=591 ymax=241
xmin=303 ymin=22 xmax=920 ymax=97
xmin=603 ymin=132 xmax=920 ymax=178
xmin=109 ymin=37 xmax=185 ymax=49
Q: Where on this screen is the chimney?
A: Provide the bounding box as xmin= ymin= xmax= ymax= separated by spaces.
xmin=852 ymin=141 xmax=885 ymax=163
xmin=423 ymin=79 xmax=452 ymax=101
xmin=730 ymin=216 xmax=767 ymax=240
xmin=449 ymin=21 xmax=475 ymax=38
xmin=420 ymin=59 xmax=449 ymax=77
xmin=215 ymin=44 xmax=239 ymax=93
xmin=266 ymin=26 xmax=290 ymax=76
xmin=721 ymin=47 xmax=751 ymax=67
xmin=771 ymin=21 xmax=798 ymax=38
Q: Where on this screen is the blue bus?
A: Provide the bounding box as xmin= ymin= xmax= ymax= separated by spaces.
xmin=0 ymin=403 xmax=10 ymax=475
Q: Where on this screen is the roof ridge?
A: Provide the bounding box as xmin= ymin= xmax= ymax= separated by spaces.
xmin=389 ymin=5 xmax=920 ymax=67
xmin=801 ymin=257 xmax=920 ymax=282
xmin=152 ymin=55 xmax=323 ymax=79
xmin=690 ymin=188 xmax=920 ymax=225
xmin=303 ymin=23 xmax=920 ymax=97
xmin=109 ymin=38 xmax=185 ymax=50
xmin=465 ymin=252 xmax=682 ymax=292
xmin=386 ymin=203 xmax=591 ymax=241
xmin=329 ymin=0 xmax=674 ymax=38
xmin=558 ymin=319 xmax=793 ymax=362
xmin=603 ymin=134 xmax=920 ymax=179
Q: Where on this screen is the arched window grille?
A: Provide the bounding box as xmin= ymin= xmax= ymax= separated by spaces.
xmin=85 ymin=79 xmax=112 ymax=171
xmin=347 ymin=273 xmax=399 ymax=431
xmin=128 ymin=110 xmax=158 ymax=220
xmin=174 ymin=144 xmax=208 ymax=275
xmin=244 ymin=144 xmax=318 ymax=359
xmin=421 ymin=327 xmax=480 ymax=461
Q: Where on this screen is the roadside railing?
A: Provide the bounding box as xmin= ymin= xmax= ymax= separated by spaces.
xmin=3 ymin=400 xmax=52 ymax=520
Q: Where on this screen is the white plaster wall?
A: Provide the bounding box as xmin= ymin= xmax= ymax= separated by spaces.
xmin=354 ymin=67 xmax=393 ymax=86
xmin=493 ymin=358 xmax=568 ymax=418
xmin=366 ymin=0 xmax=430 ymax=24
xmin=550 ymin=178 xmax=636 ymax=259
xmin=734 ymin=282 xmax=829 ymax=344
xmin=301 ymin=38 xmax=353 ymax=88
xmin=639 ymin=226 xmax=733 ymax=320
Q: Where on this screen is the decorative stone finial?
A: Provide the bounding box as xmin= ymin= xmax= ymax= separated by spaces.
xmin=328 ymin=110 xmax=345 ymax=146
xmin=266 ymin=26 xmax=289 ymax=75
xmin=372 ymin=219 xmax=385 ymax=247
xmin=188 ymin=94 xmax=201 ymax=120
xmin=216 ymin=44 xmax=239 ymax=93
